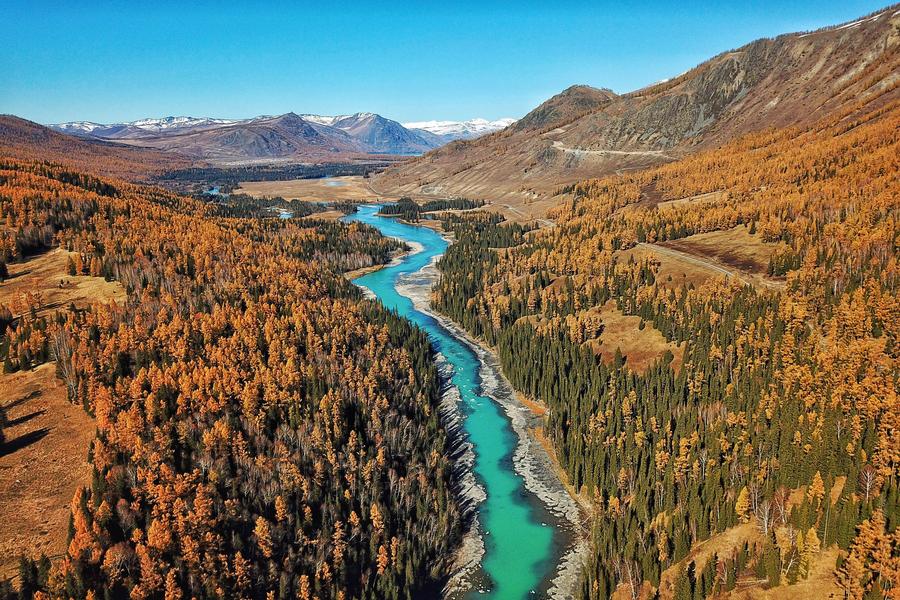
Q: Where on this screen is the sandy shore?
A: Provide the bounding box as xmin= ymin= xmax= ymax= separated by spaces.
xmin=342 ymin=242 xmax=421 ymax=281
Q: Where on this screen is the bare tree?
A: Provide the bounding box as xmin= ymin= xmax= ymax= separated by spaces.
xmin=612 ymin=557 xmax=643 ymax=600
xmin=748 ymin=482 xmax=761 ymax=515
xmin=755 ymin=499 xmax=774 ymax=536
xmin=859 ymin=464 xmax=878 ymax=503
xmin=772 ymin=486 xmax=790 ymax=526
xmin=50 ymin=326 xmax=77 ymax=401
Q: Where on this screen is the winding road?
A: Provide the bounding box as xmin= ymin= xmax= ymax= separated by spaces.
xmin=550 ymin=140 xmax=676 ymax=161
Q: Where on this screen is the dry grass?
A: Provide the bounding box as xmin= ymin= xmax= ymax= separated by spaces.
xmin=235 ymin=176 xmax=393 ymax=203
xmin=518 ymin=394 xmax=548 ymax=417
xmin=0 ymin=363 xmax=94 ymax=579
xmin=619 ymin=245 xmax=720 ymax=290
xmin=583 ymin=302 xmax=684 ymax=373
xmin=1 ymin=248 xmax=125 ymax=317
xmin=476 ymin=197 xmax=560 ymax=224
xmin=656 ymin=190 xmax=727 ymax=210
xmin=618 ymin=226 xmax=786 ymax=291
xmin=0 ymin=249 xmax=125 ymax=579
xmin=611 ymin=478 xmax=848 ymax=600
xmin=304 ymin=209 xmax=345 ymax=221
xmin=720 ymin=547 xmax=842 ymax=600
xmin=661 ymin=226 xmax=785 ymax=279
xmin=649 ymin=522 xmax=841 ymax=600
xmin=653 ymin=523 xmax=766 ymax=600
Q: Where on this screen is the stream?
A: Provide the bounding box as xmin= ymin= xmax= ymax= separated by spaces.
xmin=344 ymin=206 xmax=583 ymax=599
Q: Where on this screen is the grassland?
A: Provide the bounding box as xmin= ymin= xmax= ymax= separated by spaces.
xmin=0 ymin=364 xmax=94 ymax=580
xmin=1 ymin=249 xmax=125 ymax=319
xmin=583 ymin=302 xmax=684 ymax=373
xmin=0 ymin=249 xmax=125 ymax=579
xmin=234 ymin=176 xmax=391 ymax=203
xmin=615 ymin=226 xmax=786 ymax=292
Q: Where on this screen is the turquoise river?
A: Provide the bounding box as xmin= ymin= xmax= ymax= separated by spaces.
xmin=345 ymin=206 xmax=563 ymax=599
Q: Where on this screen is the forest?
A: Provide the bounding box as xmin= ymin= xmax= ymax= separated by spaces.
xmin=377 ymin=197 xmax=485 ymax=222
xmin=433 ymin=99 xmax=899 ymax=598
xmin=0 ymin=160 xmax=461 ymax=599
xmin=158 ymin=163 xmax=390 ymax=194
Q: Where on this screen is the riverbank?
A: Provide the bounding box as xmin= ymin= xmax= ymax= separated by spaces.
xmin=342 ymin=243 xmax=418 ymax=280
xmin=345 ymin=206 xmax=589 ymax=598
xmin=393 ymin=240 xmax=589 ymax=599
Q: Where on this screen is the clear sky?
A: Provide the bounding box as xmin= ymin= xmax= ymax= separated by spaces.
xmin=2 ymin=0 xmax=890 ymax=124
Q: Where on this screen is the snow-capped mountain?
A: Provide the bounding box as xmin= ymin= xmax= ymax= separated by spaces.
xmin=403 ymin=118 xmax=515 ymax=142
xmin=48 ymin=113 xmax=517 ymax=161
xmin=51 ymin=121 xmax=108 ymax=134
xmin=52 ymin=116 xmax=239 ymax=137
xmin=297 ymin=114 xmax=360 ymax=127
xmin=127 ymin=116 xmax=238 ymax=132
xmin=302 ymin=115 xmax=514 ymax=145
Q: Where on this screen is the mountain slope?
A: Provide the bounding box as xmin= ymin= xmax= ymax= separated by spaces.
xmin=107 ymin=113 xmax=366 ymax=163
xmin=374 ymin=6 xmax=900 ymax=212
xmin=328 ymin=112 xmax=433 ymax=154
xmin=0 ymin=115 xmax=194 ymax=181
xmin=511 ymin=85 xmax=618 ymax=132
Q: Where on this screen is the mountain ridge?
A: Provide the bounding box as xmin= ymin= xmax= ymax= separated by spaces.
xmin=49 ymin=112 xmax=515 ymax=162
xmin=373 ymin=5 xmax=900 ymax=213
xmin=0 ymin=114 xmax=196 ymax=180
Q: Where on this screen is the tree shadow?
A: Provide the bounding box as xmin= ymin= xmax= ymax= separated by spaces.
xmin=2 ymin=390 xmax=42 ymax=413
xmin=6 ymin=410 xmax=45 ymax=427
xmin=0 ymin=427 xmax=50 ymax=457
xmin=2 ymin=268 xmax=32 ymax=280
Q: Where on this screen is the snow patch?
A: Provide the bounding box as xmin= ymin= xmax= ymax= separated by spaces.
xmin=404 ymin=118 xmax=516 ymax=137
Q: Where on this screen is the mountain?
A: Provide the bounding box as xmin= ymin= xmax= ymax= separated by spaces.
xmin=403 ymin=118 xmax=516 ymax=144
xmin=509 ymin=86 xmax=616 ymax=132
xmin=373 ymin=6 xmax=900 ymax=211
xmin=53 ymin=116 xmax=239 ymax=139
xmin=0 ymin=115 xmax=194 ymax=181
xmin=321 ymin=112 xmax=434 ymax=154
xmin=105 ymin=112 xmax=366 ymax=163
xmin=50 ymin=112 xmax=515 ymax=162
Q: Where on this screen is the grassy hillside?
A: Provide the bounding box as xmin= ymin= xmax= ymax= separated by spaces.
xmin=432 ymin=98 xmax=899 ymax=598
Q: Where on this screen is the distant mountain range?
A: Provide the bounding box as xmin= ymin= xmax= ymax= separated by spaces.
xmin=402 ymin=118 xmax=517 ymax=145
xmin=49 ymin=113 xmax=515 ymax=163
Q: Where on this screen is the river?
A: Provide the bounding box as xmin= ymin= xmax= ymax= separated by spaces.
xmin=344 ymin=206 xmax=584 ymax=599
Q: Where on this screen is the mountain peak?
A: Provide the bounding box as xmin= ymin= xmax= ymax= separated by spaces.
xmin=513 ymin=85 xmax=618 ymax=132
xmin=559 ymin=84 xmax=616 ymax=97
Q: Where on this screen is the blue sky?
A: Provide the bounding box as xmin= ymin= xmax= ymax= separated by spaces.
xmin=2 ymin=0 xmax=889 ymax=124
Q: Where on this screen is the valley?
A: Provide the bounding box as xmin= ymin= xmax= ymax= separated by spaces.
xmin=1 ymin=3 xmax=898 ymax=600
xmin=234 ymin=176 xmax=390 ymax=203
xmin=343 ymin=206 xmax=582 ymax=599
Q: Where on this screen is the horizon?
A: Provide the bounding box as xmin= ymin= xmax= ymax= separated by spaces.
xmin=40 ymin=112 xmax=520 ymax=127
xmin=3 ymin=0 xmax=892 ymax=125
